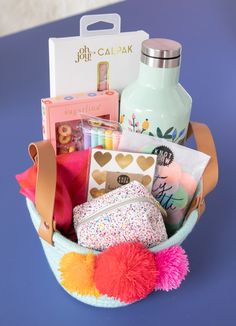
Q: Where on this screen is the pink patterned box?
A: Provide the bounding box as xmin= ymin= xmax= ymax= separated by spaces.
xmin=41 ymin=90 xmax=119 ymax=154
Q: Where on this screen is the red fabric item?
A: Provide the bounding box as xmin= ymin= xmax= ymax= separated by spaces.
xmin=16 ymin=149 xmax=92 ymax=241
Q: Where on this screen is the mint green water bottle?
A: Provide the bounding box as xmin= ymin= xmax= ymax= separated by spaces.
xmin=120 ymin=38 xmax=192 ymax=143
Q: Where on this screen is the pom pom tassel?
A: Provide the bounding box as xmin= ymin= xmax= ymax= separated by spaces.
xmin=94 ymin=242 xmax=158 ymax=303
xmin=59 ymin=252 xmax=100 ymax=297
xmin=155 ymin=245 xmax=189 ymax=291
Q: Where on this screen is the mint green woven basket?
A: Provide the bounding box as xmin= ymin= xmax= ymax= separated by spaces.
xmin=26 ymin=196 xmax=199 ymax=308
xmin=25 ymin=122 xmax=218 ymax=308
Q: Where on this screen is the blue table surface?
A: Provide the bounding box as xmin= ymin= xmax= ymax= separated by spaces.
xmin=1 ymin=0 xmax=236 ymax=325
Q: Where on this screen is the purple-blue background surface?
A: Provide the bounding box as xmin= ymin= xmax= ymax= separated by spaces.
xmin=1 ymin=0 xmax=235 ymax=325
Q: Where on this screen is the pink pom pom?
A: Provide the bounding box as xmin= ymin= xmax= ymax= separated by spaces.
xmin=155 ymin=246 xmax=189 ymax=291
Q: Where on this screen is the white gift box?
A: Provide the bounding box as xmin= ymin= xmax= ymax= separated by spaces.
xmin=49 ymin=13 xmax=149 ymax=97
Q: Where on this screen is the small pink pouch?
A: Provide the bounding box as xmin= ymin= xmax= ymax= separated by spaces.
xmin=73 ymin=181 xmax=167 ymax=251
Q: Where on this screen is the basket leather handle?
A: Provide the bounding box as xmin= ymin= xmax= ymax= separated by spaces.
xmin=186 ymin=122 xmax=218 ymax=217
xmin=28 ymin=122 xmax=218 ymax=245
xmin=28 ymin=141 xmax=57 ymax=245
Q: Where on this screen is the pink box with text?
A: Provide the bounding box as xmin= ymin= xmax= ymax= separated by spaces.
xmin=41 ymin=90 xmax=119 ymax=154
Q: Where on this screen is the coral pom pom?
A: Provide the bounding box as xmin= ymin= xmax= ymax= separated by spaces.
xmin=155 ymin=246 xmax=189 ymax=291
xmin=59 ymin=252 xmax=100 ymax=297
xmin=94 ymin=242 xmax=157 ymax=303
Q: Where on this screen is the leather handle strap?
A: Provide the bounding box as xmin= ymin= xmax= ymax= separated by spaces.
xmin=28 ymin=122 xmax=218 ymax=245
xmin=186 ymin=122 xmax=218 ymax=216
xmin=28 ymin=141 xmax=57 ymax=245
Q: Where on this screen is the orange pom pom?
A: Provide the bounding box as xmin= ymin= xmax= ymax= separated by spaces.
xmin=94 ymin=242 xmax=157 ymax=303
xmin=59 ymin=252 xmax=100 ymax=297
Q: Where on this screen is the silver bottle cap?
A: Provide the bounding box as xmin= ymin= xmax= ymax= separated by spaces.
xmin=141 ymin=38 xmax=182 ymax=68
